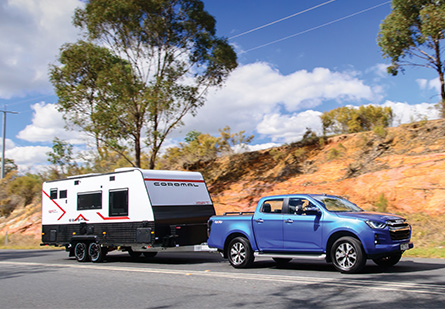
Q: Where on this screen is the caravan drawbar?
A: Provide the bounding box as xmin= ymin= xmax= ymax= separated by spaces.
xmin=41 ymin=168 xmax=215 ymax=262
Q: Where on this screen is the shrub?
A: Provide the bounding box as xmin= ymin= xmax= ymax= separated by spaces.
xmin=6 ymin=174 xmax=42 ymax=206
xmin=376 ymin=193 xmax=388 ymax=212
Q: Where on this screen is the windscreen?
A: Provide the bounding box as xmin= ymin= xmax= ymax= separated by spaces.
xmin=313 ymin=196 xmax=363 ymax=212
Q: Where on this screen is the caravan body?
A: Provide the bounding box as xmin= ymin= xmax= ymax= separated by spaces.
xmin=41 ymin=168 xmax=215 ymax=261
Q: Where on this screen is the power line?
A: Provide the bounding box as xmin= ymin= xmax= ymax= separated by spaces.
xmin=241 ymin=1 xmax=391 ymax=54
xmin=230 ymin=0 xmax=337 ymax=39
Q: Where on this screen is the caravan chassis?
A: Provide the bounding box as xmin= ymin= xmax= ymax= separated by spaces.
xmin=42 ymin=220 xmax=214 ymax=262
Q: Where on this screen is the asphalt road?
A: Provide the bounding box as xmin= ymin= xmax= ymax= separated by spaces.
xmin=1 ymin=249 xmax=445 ymax=308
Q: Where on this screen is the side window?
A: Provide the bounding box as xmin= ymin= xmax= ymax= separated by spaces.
xmin=260 ymin=199 xmax=283 ymax=214
xmin=288 ymin=198 xmax=315 ymax=215
xmin=77 ymin=191 xmax=102 ymax=210
xmin=109 ymin=189 xmax=128 ymax=217
xmin=50 ymin=189 xmax=58 ymax=200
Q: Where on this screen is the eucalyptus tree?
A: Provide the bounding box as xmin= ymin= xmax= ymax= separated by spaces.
xmin=378 ymin=0 xmax=445 ymax=117
xmin=50 ymin=0 xmax=237 ymax=168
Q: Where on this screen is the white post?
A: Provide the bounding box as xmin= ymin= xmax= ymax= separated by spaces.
xmin=1 ymin=107 xmax=18 ymax=179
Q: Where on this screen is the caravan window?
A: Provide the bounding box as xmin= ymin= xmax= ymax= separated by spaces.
xmin=59 ymin=190 xmax=67 ymax=199
xmin=109 ymin=189 xmax=128 ymax=217
xmin=77 ymin=191 xmax=102 ymax=210
xmin=50 ymin=189 xmax=58 ymax=200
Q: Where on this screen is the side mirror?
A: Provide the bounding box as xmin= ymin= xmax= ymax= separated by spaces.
xmin=304 ymin=206 xmax=321 ymax=215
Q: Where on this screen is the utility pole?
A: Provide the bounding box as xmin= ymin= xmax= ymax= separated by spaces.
xmin=1 ymin=107 xmax=18 ymax=179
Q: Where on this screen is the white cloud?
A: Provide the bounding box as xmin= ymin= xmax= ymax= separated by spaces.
xmin=17 ymin=102 xmax=89 ymax=144
xmin=0 ymin=138 xmax=16 ymax=150
xmin=6 ymin=145 xmax=51 ymax=171
xmin=416 ymin=77 xmax=440 ymax=93
xmin=382 ymin=101 xmax=440 ymax=125
xmin=244 ymin=142 xmax=281 ymax=152
xmin=180 ymin=62 xmax=376 ymax=137
xmin=0 ymin=0 xmax=83 ymax=98
xmin=257 ymin=110 xmax=323 ymax=143
xmin=368 ymin=63 xmax=389 ymax=78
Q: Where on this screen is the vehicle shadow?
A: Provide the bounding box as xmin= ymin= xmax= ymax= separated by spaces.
xmin=0 ymin=249 xmax=61 ymax=261
xmin=251 ymin=257 xmax=445 ymax=275
xmin=98 ymin=251 xmax=445 ymax=276
xmin=100 ymin=251 xmax=226 ymax=265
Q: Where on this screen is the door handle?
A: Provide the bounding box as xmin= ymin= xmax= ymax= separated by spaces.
xmin=284 ymin=219 xmax=293 ymax=223
xmin=255 ymin=219 xmax=264 ymax=223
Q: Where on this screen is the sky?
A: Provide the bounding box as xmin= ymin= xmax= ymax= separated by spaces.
xmin=0 ymin=0 xmax=442 ymax=172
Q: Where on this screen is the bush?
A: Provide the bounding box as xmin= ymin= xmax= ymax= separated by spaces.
xmin=376 ymin=193 xmax=388 ymax=212
xmin=6 ymin=174 xmax=42 ymax=206
xmin=321 ymin=105 xmax=393 ymax=135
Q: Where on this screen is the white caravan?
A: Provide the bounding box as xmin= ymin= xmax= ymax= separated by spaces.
xmin=41 ymin=168 xmax=215 ymax=262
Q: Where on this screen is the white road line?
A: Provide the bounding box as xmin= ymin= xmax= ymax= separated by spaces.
xmin=1 ymin=261 xmax=444 ymax=295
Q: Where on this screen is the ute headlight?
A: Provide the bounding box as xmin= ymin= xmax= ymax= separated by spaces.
xmin=365 ymin=220 xmax=387 ymax=229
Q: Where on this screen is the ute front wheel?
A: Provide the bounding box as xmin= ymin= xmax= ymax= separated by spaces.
xmin=74 ymin=242 xmax=89 ymax=262
xmin=331 ymin=237 xmax=366 ymax=274
xmin=227 ymin=237 xmax=254 ymax=268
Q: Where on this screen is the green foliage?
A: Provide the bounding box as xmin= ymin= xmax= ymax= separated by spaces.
xmin=321 ymin=105 xmax=393 ymax=135
xmin=377 ymin=0 xmax=445 ymax=116
xmin=300 ymin=128 xmax=320 ymax=146
xmin=373 ymin=125 xmax=388 ymax=138
xmin=47 ymin=138 xmax=76 ymax=176
xmin=6 ymin=173 xmax=42 ymax=206
xmin=159 ymin=126 xmax=253 ymax=169
xmin=0 ymin=158 xmax=17 ymax=177
xmin=376 ymin=193 xmax=388 ymax=212
xmin=50 ymin=0 xmax=237 ymax=169
xmin=328 ymin=148 xmax=342 ymax=161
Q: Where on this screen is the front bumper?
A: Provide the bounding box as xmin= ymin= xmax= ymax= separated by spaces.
xmin=367 ymin=241 xmax=413 ymax=259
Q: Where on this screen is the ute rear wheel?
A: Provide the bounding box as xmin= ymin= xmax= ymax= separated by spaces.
xmin=74 ymin=242 xmax=89 ymax=262
xmin=89 ymin=243 xmax=106 ymax=263
xmin=227 ymin=237 xmax=254 ymax=268
xmin=373 ymin=253 xmax=402 ymax=267
xmin=331 ymin=236 xmax=366 ymax=274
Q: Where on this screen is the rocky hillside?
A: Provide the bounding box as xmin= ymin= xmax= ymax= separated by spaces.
xmin=202 ymin=119 xmax=445 ymax=216
xmin=1 ymin=119 xmax=444 ymax=245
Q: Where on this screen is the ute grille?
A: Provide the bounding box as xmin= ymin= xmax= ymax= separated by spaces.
xmin=387 ymin=219 xmax=411 ymax=241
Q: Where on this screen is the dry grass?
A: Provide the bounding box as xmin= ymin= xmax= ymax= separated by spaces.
xmin=403 ymin=213 xmax=445 ymax=258
xmin=0 ymin=233 xmax=43 ymax=249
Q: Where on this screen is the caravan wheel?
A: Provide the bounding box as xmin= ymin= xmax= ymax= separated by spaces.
xmin=89 ymin=243 xmax=106 ymax=263
xmin=74 ymin=242 xmax=89 ymax=262
xmin=143 ymin=252 xmax=157 ymax=258
xmin=127 ymin=248 xmax=142 ymax=258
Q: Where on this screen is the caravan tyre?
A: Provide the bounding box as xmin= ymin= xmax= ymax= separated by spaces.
xmin=74 ymin=242 xmax=89 ymax=262
xmin=89 ymin=243 xmax=106 ymax=263
xmin=128 ymin=248 xmax=142 ymax=258
xmin=143 ymin=252 xmax=157 ymax=258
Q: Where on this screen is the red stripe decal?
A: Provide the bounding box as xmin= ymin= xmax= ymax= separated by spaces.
xmin=97 ymin=212 xmax=129 ymax=220
xmin=74 ymin=214 xmax=88 ymax=221
xmin=144 ymin=178 xmax=204 ymax=183
xmin=42 ymin=190 xmax=66 ymax=221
